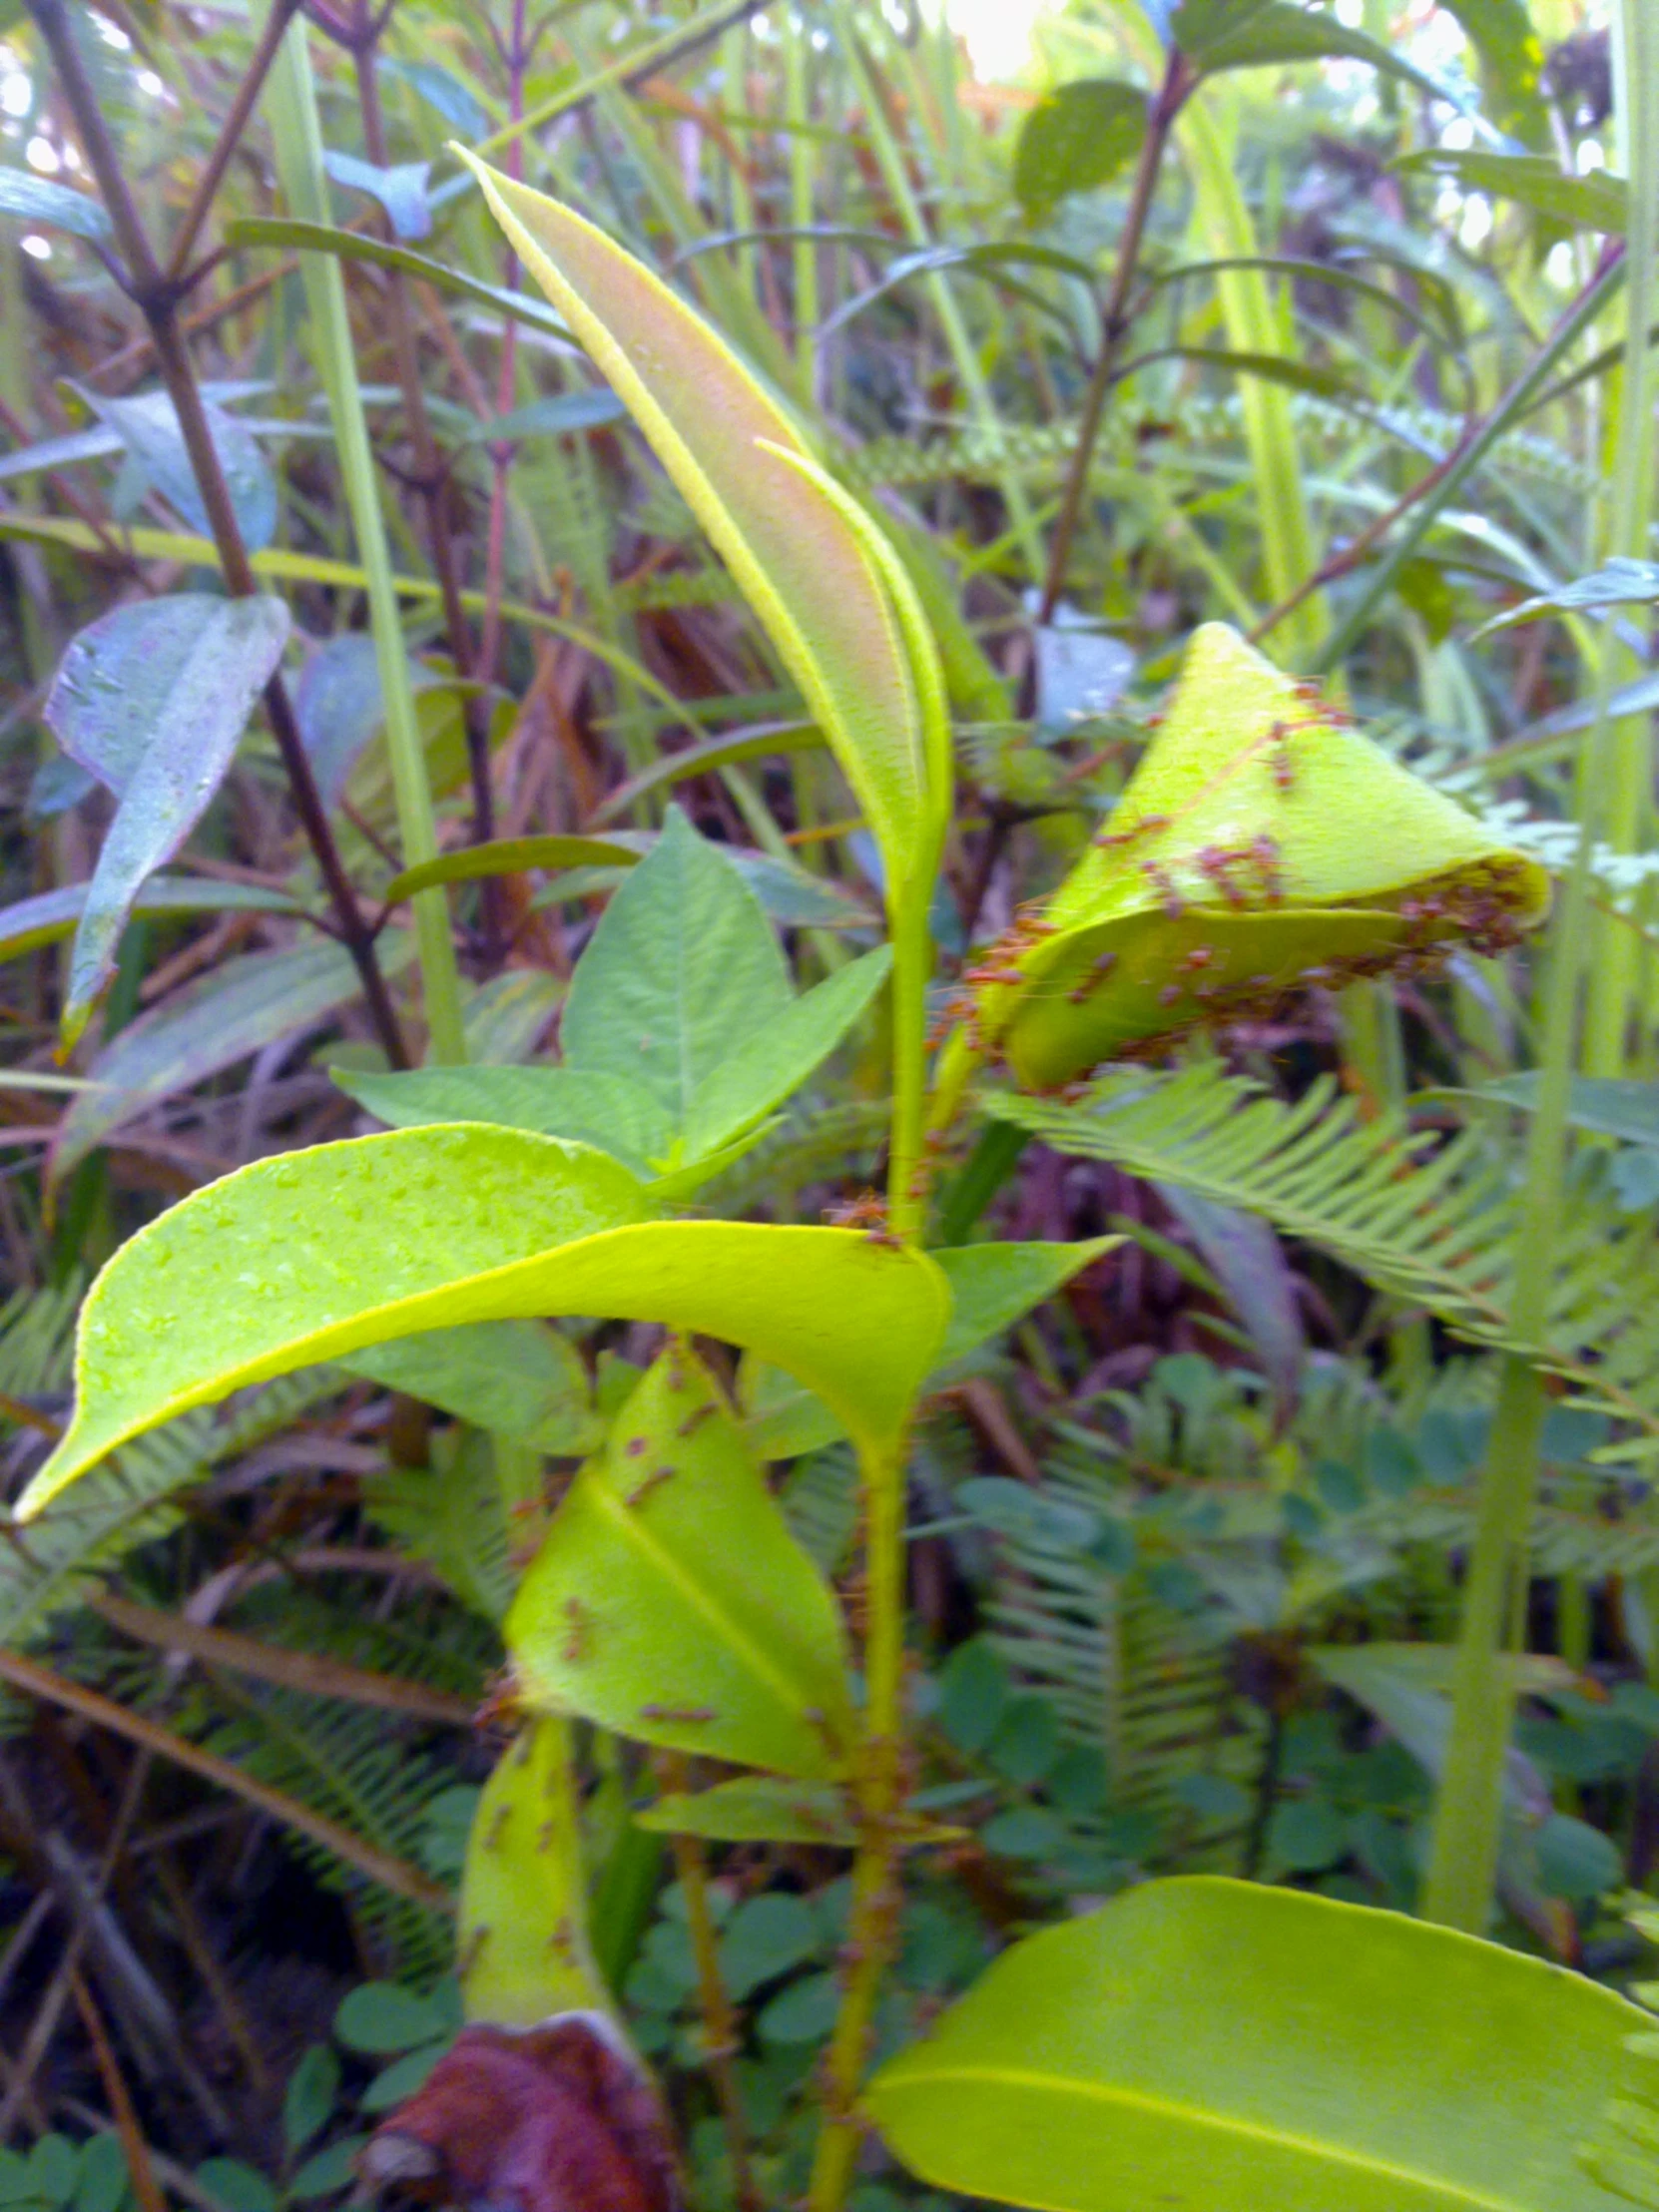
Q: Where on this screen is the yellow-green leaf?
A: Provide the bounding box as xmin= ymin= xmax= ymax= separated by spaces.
xmin=509 ymin=1350 xmax=856 ymax=1779
xmin=976 ymin=624 xmax=1549 ymax=1088
xmin=453 ymin=149 xmax=943 ymax=906
xmin=866 ymin=1876 xmax=1639 ymax=2212
xmin=459 ymin=1718 xmax=609 ymax=2026
xmin=22 ymin=1127 xmax=947 ymax=1515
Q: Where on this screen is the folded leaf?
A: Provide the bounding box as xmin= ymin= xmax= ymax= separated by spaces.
xmin=454 ymin=150 xmax=945 ymax=911
xmin=509 ymin=1349 xmax=856 ymax=1778
xmin=458 ymin=1719 xmax=610 ymax=2026
xmin=22 ymin=1129 xmax=948 ymax=1514
xmin=974 ymin=624 xmax=1549 ymax=1088
xmin=47 ymin=594 xmax=290 ymax=1048
xmin=866 ymin=1876 xmax=1641 ymax=2212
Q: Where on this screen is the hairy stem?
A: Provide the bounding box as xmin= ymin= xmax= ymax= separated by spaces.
xmin=27 ymin=0 xmax=408 ymax=1068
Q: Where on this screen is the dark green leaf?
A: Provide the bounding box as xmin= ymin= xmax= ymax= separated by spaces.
xmin=333 ymin=1981 xmax=453 ymax=2055
xmin=288 ymin=2138 xmax=367 ymax=2201
xmin=223 ymin=216 xmax=572 ymax=339
xmin=718 ymin=1893 xmax=823 ymax=1998
xmin=194 ymin=2162 xmax=277 ymax=2212
xmin=282 ymin=2045 xmax=340 ymax=2158
xmin=462 ymin=389 xmax=627 ymax=442
xmin=1014 ymin=81 xmax=1146 ymax=222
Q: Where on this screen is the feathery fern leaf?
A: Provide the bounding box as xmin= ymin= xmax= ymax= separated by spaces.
xmin=990 ymin=1063 xmax=1659 ymax=1459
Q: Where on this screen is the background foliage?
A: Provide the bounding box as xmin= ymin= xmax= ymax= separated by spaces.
xmin=0 ymin=0 xmax=1654 ymax=2202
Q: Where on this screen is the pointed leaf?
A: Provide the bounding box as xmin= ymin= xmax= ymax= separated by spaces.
xmin=866 ymin=1876 xmax=1641 ymax=2212
xmin=54 ymin=935 xmax=407 ymax=1181
xmin=685 ymin=945 xmax=892 ymax=1157
xmin=0 ymin=874 xmax=299 ymax=967
xmin=0 ymin=168 xmax=112 ymax=243
xmin=22 ymin=1130 xmax=949 ymax=1514
xmin=743 ymin=1239 xmax=1116 ymax=1457
xmin=634 ymin=1777 xmax=856 ymax=1846
xmin=46 ymin=595 xmax=290 ymax=1047
xmin=84 ymin=388 xmax=277 ymax=553
xmin=1014 ymin=81 xmax=1145 ymax=222
xmin=384 ymin=833 xmax=642 ymax=902
xmin=508 ymin=1350 xmax=856 ymax=1778
xmin=322 ymin=151 xmax=432 ymax=242
xmin=454 ymin=150 xmax=940 ymax=904
xmin=337 ymin=1064 xmax=673 ymax=1179
xmin=1477 ymin=558 xmax=1659 ymax=634
xmin=562 ymin=808 xmax=793 ymax=1118
xmin=1396 ymin=150 xmax=1627 ymax=235
xmin=459 ymin=1720 xmax=610 ymax=2026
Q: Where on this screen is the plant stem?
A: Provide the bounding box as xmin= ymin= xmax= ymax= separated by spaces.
xmin=886 ymin=900 xmax=931 ymax=1243
xmin=1035 ymin=51 xmax=1190 ymax=627
xmin=1421 ymin=57 xmax=1654 ymax=1930
xmin=809 ymin=1435 xmax=907 ymax=2212
xmin=1582 ymin=0 xmax=1658 ymax=1077
xmin=164 ymin=0 xmax=304 ymax=284
xmin=263 ymin=6 xmax=468 ymax=1063
xmin=657 ymin=1755 xmax=761 ymax=2212
xmin=25 ymin=0 xmax=408 ymax=1071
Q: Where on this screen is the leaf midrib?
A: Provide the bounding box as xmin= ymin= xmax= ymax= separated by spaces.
xmin=874 ymin=2061 xmax=1554 ymax=2212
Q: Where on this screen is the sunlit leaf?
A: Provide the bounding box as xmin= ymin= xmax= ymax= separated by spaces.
xmin=337 ymin=1064 xmax=673 ymax=1181
xmin=46 ymin=594 xmax=290 ymax=1048
xmin=453 ymin=150 xmax=945 ymax=910
xmin=972 ymin=624 xmax=1549 ymax=1088
xmin=458 ymin=1720 xmax=609 ymax=2026
xmin=21 ymin=1129 xmax=948 ymax=1513
xmin=508 ymin=1348 xmax=856 ymax=1777
xmin=866 ymin=1876 xmax=1642 ymax=2212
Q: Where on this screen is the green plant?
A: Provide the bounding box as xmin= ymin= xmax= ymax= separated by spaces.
xmin=19 ymin=136 xmax=1641 ymax=2212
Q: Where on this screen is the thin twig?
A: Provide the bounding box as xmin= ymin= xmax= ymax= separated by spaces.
xmin=164 ymin=0 xmax=306 ymax=284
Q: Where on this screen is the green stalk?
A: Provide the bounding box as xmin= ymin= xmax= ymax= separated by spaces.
xmin=808 ymin=1432 xmax=906 ymax=2212
xmin=785 ymin=14 xmax=820 ymax=391
xmin=263 ymin=12 xmax=467 ymax=1064
xmin=1422 ymin=10 xmax=1655 ymax=1928
xmin=1583 ymin=0 xmax=1658 ymax=1075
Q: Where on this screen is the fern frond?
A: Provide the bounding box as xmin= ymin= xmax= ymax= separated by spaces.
xmin=990 ymin=1063 xmax=1659 ymax=1459
xmin=0 ymin=1372 xmax=343 ymax=1647
xmin=194 ymin=1683 xmax=454 ymax=1980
